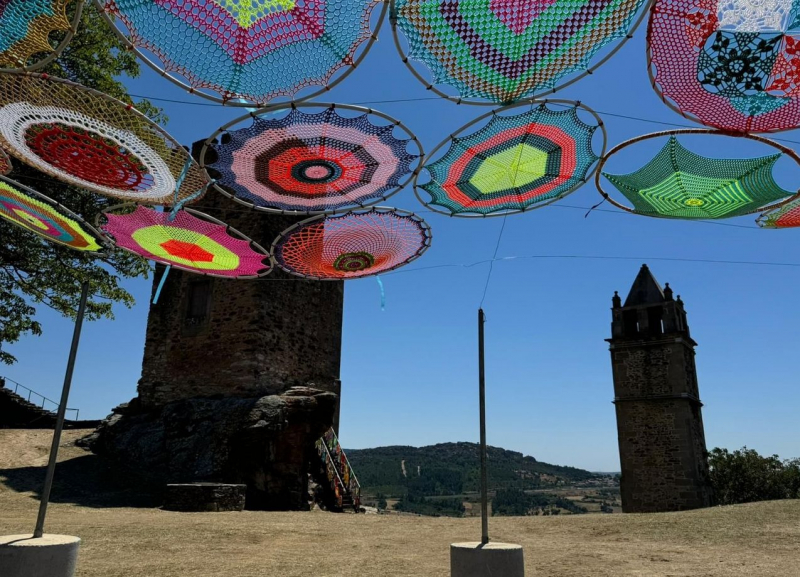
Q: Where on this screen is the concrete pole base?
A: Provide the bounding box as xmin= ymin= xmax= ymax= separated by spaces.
xmin=451 ymin=542 xmax=524 ymax=577
xmin=0 ymin=534 xmax=80 ymax=577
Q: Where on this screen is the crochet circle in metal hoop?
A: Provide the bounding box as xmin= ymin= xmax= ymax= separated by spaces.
xmin=0 ymin=0 xmax=84 ymax=72
xmin=0 ymin=71 xmax=209 ymax=205
xmin=98 ymin=204 xmax=273 ymax=279
xmin=595 ymin=129 xmax=800 ymax=217
xmin=414 ymin=99 xmax=607 ymax=218
xmin=0 ymin=174 xmax=106 ymax=252
xmin=646 ymin=0 xmax=800 ymax=133
xmin=94 ymin=0 xmax=389 ymax=107
xmin=390 ymin=0 xmax=654 ymax=106
xmin=199 ymin=102 xmax=424 ymax=215
xmin=270 ymin=206 xmax=433 ymax=280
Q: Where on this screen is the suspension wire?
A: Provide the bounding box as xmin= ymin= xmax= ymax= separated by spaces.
xmin=122 ymin=91 xmax=800 ymax=147
xmin=479 ymin=214 xmax=507 ymax=308
xmin=383 ymin=253 xmax=800 ymax=279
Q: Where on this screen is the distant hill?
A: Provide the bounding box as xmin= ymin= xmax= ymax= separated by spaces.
xmin=346 ymin=442 xmax=599 ymax=497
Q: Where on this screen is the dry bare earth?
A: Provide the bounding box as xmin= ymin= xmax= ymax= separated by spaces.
xmin=2 ymin=430 xmax=799 ymax=577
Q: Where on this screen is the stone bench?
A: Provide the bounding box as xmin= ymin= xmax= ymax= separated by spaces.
xmin=163 ymin=483 xmax=246 ymax=512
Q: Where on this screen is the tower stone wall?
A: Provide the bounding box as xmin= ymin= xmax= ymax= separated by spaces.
xmin=137 ymin=142 xmax=344 ymax=412
xmin=88 ymin=142 xmax=345 ymax=509
xmin=607 ymin=265 xmax=713 ymax=513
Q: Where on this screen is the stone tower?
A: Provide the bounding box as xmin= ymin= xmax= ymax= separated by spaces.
xmin=89 ymin=142 xmax=345 ymax=509
xmin=137 ymin=197 xmax=344 ymax=415
xmin=607 ymin=265 xmax=713 ymax=513
xmin=136 ymin=141 xmax=344 ymax=413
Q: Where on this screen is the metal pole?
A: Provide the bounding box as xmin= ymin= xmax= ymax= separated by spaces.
xmin=34 ymin=281 xmax=90 ymax=538
xmin=478 ymin=308 xmax=489 ymax=545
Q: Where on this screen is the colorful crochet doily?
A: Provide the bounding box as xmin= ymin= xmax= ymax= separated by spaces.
xmin=416 ymin=101 xmax=604 ymax=216
xmin=100 ymin=205 xmax=272 ymax=278
xmin=0 ymin=0 xmax=83 ymax=71
xmin=205 ymin=105 xmax=422 ymax=214
xmin=96 ymin=0 xmax=386 ymax=105
xmin=597 ymin=130 xmax=799 ymax=219
xmin=758 ymin=197 xmax=800 ymax=227
xmin=0 ymin=72 xmax=209 ymax=205
xmin=0 ymin=175 xmax=103 ymax=251
xmin=393 ymin=0 xmax=650 ymax=104
xmin=271 ymin=207 xmax=432 ymax=279
xmin=649 ymin=0 xmax=800 ymax=132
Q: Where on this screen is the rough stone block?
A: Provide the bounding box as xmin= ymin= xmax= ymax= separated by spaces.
xmin=164 ymin=483 xmax=246 ymax=512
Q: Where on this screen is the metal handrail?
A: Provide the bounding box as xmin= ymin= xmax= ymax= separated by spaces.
xmin=325 ymin=429 xmax=362 ymax=492
xmin=317 ymin=438 xmax=347 ymax=508
xmin=0 ymin=376 xmax=80 ymax=421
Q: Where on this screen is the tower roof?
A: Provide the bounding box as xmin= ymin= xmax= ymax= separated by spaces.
xmin=624 ymin=264 xmax=665 ymax=307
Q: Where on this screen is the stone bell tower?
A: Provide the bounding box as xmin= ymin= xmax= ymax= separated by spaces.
xmin=607 ymin=265 xmax=713 ymax=513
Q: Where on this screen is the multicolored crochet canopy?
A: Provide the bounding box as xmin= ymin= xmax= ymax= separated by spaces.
xmin=758 ymin=198 xmax=800 ymax=228
xmin=393 ymin=0 xmax=649 ymax=103
xmin=0 ymin=73 xmax=208 ymax=205
xmin=98 ymin=0 xmax=384 ymax=104
xmin=649 ymin=0 xmax=800 ymax=132
xmin=209 ymin=106 xmax=421 ymax=214
xmin=417 ymin=103 xmax=602 ymax=216
xmin=0 ymin=176 xmax=103 ymax=251
xmin=0 ymin=0 xmax=80 ymax=70
xmin=272 ymin=208 xmax=432 ymax=279
xmin=0 ymin=148 xmax=12 ymax=175
xmin=601 ymin=137 xmax=794 ymax=219
xmin=100 ymin=205 xmax=271 ymax=278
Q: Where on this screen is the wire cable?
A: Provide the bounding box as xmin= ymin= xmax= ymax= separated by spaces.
xmin=122 ymin=91 xmax=800 ymax=147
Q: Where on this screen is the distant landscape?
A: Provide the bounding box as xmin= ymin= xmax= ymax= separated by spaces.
xmin=346 ymin=442 xmax=620 ymax=517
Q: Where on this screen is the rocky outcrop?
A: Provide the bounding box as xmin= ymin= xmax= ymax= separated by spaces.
xmin=84 ymin=386 xmax=336 ymax=510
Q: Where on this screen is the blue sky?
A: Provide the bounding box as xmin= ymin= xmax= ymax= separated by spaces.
xmin=4 ymin=9 xmax=800 ymax=472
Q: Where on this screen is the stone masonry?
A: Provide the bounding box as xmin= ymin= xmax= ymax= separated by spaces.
xmin=138 ymin=145 xmax=344 ymax=408
xmin=88 ymin=141 xmax=345 ymax=509
xmin=607 ymin=265 xmax=713 ymax=513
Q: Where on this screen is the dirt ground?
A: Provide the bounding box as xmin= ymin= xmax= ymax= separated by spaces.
xmin=2 ymin=429 xmax=799 ymax=577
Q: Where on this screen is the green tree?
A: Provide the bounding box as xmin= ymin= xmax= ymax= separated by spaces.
xmin=708 ymin=447 xmax=800 ymax=505
xmin=0 ymin=4 xmax=163 ymax=364
xmin=376 ymin=493 xmax=387 ymax=511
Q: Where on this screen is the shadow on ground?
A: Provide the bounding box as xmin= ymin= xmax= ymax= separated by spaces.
xmin=0 ymin=452 xmax=160 ymax=509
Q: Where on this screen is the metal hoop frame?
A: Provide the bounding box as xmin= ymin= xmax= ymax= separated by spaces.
xmin=390 ymin=0 xmax=655 ymax=107
xmin=98 ymin=203 xmax=273 ymax=279
xmin=199 ymin=102 xmax=425 ymax=215
xmin=0 ymin=0 xmax=85 ymax=73
xmin=270 ymin=206 xmax=433 ymax=280
xmin=94 ymin=0 xmax=390 ymax=107
xmin=0 ymin=173 xmax=107 ymax=253
xmin=0 ymin=70 xmax=210 ymax=205
xmin=645 ymin=2 xmax=800 ymax=134
xmin=595 ymin=129 xmax=800 ymax=216
xmin=756 ymin=200 xmax=800 ymax=228
xmin=413 ymin=99 xmax=608 ymax=218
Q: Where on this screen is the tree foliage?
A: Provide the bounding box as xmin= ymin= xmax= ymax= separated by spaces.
xmin=709 ymin=447 xmax=800 ymax=506
xmin=393 ymin=490 xmax=465 ymax=517
xmin=492 ymin=488 xmax=588 ymax=516
xmin=345 ymin=442 xmax=596 ymax=498
xmin=0 ymin=4 xmax=163 ymax=363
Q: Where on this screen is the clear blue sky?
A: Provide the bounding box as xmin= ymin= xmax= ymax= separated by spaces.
xmin=4 ymin=12 xmax=800 ymax=472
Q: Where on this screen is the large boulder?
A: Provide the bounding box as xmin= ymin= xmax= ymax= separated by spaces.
xmin=84 ymin=386 xmax=336 ymax=510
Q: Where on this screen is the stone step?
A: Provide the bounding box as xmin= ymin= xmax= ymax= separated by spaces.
xmin=0 ymin=384 xmax=59 ymax=428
